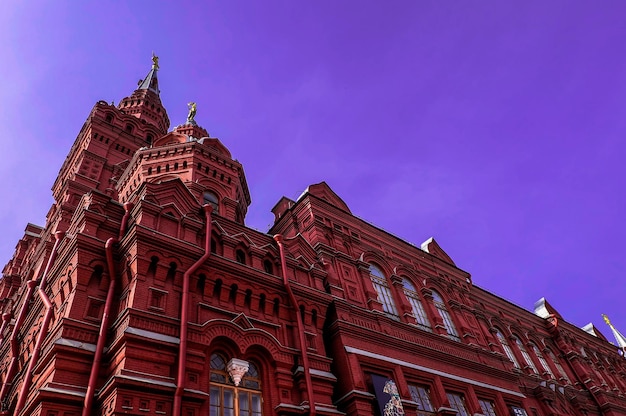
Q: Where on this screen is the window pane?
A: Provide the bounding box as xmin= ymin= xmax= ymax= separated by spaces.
xmin=240 ymin=392 xmax=250 ymax=416
xmin=446 ymin=393 xmax=469 ymax=416
xmin=548 ymin=350 xmax=571 ymax=383
xmin=403 ymin=279 xmax=432 ymax=331
xmin=210 ymin=387 xmax=221 ymax=416
xmin=252 ymin=394 xmax=262 ymax=416
xmin=514 ymin=337 xmax=538 ymax=373
xmin=369 ymin=265 xmax=398 ymax=316
xmin=511 ymin=406 xmax=528 ymax=416
xmin=496 ymin=330 xmax=520 ymax=368
xmin=432 ymin=290 xmax=460 ymax=341
xmin=203 ymin=191 xmax=219 ymax=212
xmin=223 ymin=389 xmax=234 ymax=416
xmin=408 ymin=385 xmax=434 ymax=413
xmin=531 ymin=344 xmax=554 ymax=378
xmin=211 ymin=354 xmax=226 ymax=370
xmin=478 ymin=399 xmax=497 ymax=416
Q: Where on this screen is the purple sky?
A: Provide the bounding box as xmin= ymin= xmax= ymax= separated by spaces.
xmin=1 ymin=2 xmax=624 ymax=341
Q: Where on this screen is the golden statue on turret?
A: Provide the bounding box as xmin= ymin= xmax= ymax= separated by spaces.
xmin=187 ymin=102 xmax=197 ymax=124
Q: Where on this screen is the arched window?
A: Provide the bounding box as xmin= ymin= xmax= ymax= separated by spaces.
xmin=368 ymin=264 xmax=398 ymax=317
xmin=203 ymin=191 xmax=219 ymax=213
xmin=431 ymin=290 xmax=460 ymax=342
xmin=513 ymin=336 xmax=539 ymax=374
xmin=495 ymin=329 xmax=520 ymax=368
xmin=547 ymin=349 xmax=571 ymax=383
xmin=210 ymin=353 xmax=262 ymax=416
xmin=530 ymin=343 xmax=554 ymax=378
xmin=402 ymin=278 xmax=431 ymax=332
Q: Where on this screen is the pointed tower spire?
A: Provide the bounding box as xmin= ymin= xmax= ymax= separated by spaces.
xmin=602 ymin=314 xmax=626 ymax=353
xmin=137 ymin=52 xmax=161 ymax=94
xmin=118 ymin=53 xmax=170 ymax=134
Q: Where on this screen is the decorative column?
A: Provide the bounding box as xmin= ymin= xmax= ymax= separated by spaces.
xmin=227 ymin=358 xmax=249 ymax=386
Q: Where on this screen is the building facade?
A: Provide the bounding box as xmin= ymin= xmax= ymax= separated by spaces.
xmin=1 ymin=59 xmax=626 ymax=416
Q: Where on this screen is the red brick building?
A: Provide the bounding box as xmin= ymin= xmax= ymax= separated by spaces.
xmin=1 ymin=58 xmax=625 ymax=416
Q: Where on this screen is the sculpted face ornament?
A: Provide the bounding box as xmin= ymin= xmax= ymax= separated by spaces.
xmin=226 ymin=358 xmax=249 ymax=387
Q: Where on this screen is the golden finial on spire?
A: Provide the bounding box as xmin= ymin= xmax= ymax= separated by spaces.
xmin=602 ymin=314 xmax=612 ymax=327
xmin=151 ymin=52 xmax=159 ymax=70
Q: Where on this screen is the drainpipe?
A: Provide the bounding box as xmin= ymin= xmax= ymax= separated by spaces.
xmin=0 ymin=231 xmax=64 ymax=409
xmin=15 ymin=231 xmax=65 ymax=415
xmin=82 ymin=202 xmax=133 ymax=416
xmin=0 ymin=313 xmax=12 ymax=346
xmin=173 ymin=205 xmax=212 ymax=416
xmin=274 ymin=234 xmax=316 ymax=416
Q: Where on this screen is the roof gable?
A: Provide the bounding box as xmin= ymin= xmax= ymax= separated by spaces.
xmin=302 ymin=182 xmax=351 ymax=214
xmin=420 ymin=237 xmax=455 ymax=265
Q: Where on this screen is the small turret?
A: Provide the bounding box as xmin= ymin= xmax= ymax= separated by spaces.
xmin=117 ymin=53 xmax=170 ymax=135
xmin=116 ymin=103 xmax=251 ymax=224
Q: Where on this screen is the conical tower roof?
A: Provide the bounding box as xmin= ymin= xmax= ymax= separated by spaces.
xmin=137 ymin=53 xmax=161 ymax=94
xmin=118 ymin=53 xmax=170 ymax=134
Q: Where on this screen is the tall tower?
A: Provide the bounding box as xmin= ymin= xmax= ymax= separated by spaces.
xmin=0 ymin=56 xmax=177 ymax=415
xmin=49 ymin=55 xmax=170 ymax=234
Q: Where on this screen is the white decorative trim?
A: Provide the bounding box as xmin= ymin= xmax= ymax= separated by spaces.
xmin=116 ymin=374 xmax=176 ymax=388
xmin=314 ymin=405 xmax=346 ymax=414
xmin=54 ymin=338 xmax=97 ymax=352
xmin=345 ymin=346 xmax=526 ymax=398
xmin=335 ymin=389 xmax=376 ymax=404
xmin=39 ymin=387 xmax=86 ymax=398
xmin=125 ymin=327 xmax=180 ymax=344
xmin=293 ymin=365 xmax=338 ymax=380
xmin=311 ymin=368 xmax=338 ymax=380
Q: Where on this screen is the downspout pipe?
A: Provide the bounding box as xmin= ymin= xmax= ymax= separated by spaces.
xmin=82 ymin=202 xmax=133 ymax=416
xmin=15 ymin=231 xmax=65 ymax=416
xmin=173 ymin=205 xmax=212 ymax=416
xmin=274 ymin=234 xmax=316 ymax=416
xmin=0 ymin=231 xmax=64 ymax=408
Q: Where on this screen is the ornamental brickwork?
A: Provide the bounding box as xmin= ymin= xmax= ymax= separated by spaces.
xmin=0 ymin=60 xmax=625 ymax=416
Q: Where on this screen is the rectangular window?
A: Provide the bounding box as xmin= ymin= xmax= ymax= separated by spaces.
xmin=478 ymin=399 xmax=497 ymax=416
xmin=510 ymin=406 xmax=529 ymax=416
xmin=408 ymin=385 xmax=435 ymax=415
xmin=446 ymin=392 xmax=469 ymax=416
